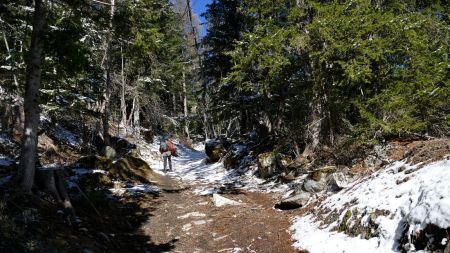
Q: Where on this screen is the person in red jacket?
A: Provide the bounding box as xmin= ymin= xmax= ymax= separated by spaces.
xmin=159 ymin=135 xmax=175 ymax=172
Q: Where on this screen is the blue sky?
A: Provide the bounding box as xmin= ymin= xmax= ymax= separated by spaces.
xmin=191 ymin=0 xmax=212 ymax=37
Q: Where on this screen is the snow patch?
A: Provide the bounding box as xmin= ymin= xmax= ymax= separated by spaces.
xmin=53 ymin=124 xmax=81 ymax=147
xmin=291 ymin=159 xmax=450 ymax=253
xmin=212 ymin=194 xmax=241 ymax=207
xmin=177 ymin=212 xmax=206 ymax=219
xmin=109 ymin=183 xmax=160 ymax=196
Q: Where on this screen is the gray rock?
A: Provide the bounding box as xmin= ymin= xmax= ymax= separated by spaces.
xmin=373 ymin=144 xmax=389 ymax=160
xmin=303 ymin=179 xmax=326 ymax=193
xmin=104 ymin=146 xmax=116 ymax=160
xmin=327 ymin=172 xmax=351 ymax=191
xmin=363 ymin=155 xmax=381 ymax=168
xmin=279 ymin=192 xmax=311 ymax=207
xmin=82 ymin=249 xmax=94 ymax=253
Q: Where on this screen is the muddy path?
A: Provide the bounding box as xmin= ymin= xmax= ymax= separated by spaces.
xmin=141 ymin=185 xmax=296 ymax=253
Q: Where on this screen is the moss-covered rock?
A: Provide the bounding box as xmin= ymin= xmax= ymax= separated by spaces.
xmin=257 ymin=152 xmax=277 ymax=179
xmin=205 ymin=139 xmax=225 ymax=163
xmin=77 ymin=173 xmax=113 ymax=192
xmin=109 ymin=155 xmax=183 ymax=191
xmin=310 ymin=165 xmax=337 ymax=181
xmin=75 ymin=155 xmax=112 ymax=171
xmin=338 ymin=209 xmax=353 ymax=233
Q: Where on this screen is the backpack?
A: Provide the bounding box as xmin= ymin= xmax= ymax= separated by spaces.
xmin=160 ymin=141 xmax=169 ymax=152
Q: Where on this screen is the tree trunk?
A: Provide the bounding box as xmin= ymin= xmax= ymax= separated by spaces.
xmin=102 ymin=0 xmax=115 ymax=146
xmin=201 ymin=85 xmax=209 ymax=139
xmin=133 ymin=97 xmax=140 ymax=137
xmin=18 ymin=0 xmax=46 ymax=193
xmin=128 ymin=96 xmax=135 ymax=124
xmin=304 ymin=59 xmax=333 ymax=156
xmin=172 ymin=93 xmax=176 ymax=116
xmin=120 ymin=46 xmax=127 ymax=134
xmin=182 ymin=70 xmax=190 ymax=139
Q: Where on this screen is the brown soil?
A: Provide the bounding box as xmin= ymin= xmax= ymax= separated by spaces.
xmin=387 ymin=139 xmax=449 ymax=164
xmin=142 ymin=187 xmax=296 ymax=253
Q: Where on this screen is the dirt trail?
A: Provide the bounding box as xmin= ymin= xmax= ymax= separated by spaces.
xmin=141 ymin=185 xmax=296 ymax=253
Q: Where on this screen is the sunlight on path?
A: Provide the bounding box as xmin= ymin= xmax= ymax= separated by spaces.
xmin=138 ymin=138 xmax=282 ymax=195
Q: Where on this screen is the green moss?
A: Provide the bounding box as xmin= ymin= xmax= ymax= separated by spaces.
xmin=338 ymin=209 xmax=353 ymax=232
xmin=311 ymin=166 xmax=336 ymax=181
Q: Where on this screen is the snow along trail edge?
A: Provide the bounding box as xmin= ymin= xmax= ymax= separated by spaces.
xmin=291 ymin=158 xmax=450 ymax=253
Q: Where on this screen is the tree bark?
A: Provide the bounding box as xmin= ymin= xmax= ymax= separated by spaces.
xmin=18 ymin=0 xmax=46 ymax=193
xmin=102 ymin=0 xmax=115 ymax=146
xmin=133 ymin=96 xmax=140 ymax=137
xmin=304 ymin=59 xmax=333 ymax=156
xmin=182 ymin=70 xmax=190 ymax=139
xmin=120 ymin=46 xmax=127 ymax=134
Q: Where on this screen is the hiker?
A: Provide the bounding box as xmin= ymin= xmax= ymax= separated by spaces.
xmin=159 ymin=135 xmax=176 ymax=172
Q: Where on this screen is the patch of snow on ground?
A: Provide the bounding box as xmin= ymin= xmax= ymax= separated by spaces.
xmin=109 ymin=183 xmax=160 ymax=196
xmin=67 ymin=167 xmax=108 ymax=188
xmin=212 ymin=193 xmax=241 ymax=207
xmin=53 ymin=124 xmax=81 ymax=147
xmin=291 ymin=158 xmax=450 ymax=253
xmin=192 ymin=142 xmax=205 ymax=152
xmin=138 ymin=137 xmax=284 ymax=194
xmin=177 ymin=212 xmax=206 ymax=219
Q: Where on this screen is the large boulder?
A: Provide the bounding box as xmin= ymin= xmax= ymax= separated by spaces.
xmin=257 ymin=151 xmax=277 ymax=179
xmin=75 ymin=155 xmax=112 ymax=171
xmin=110 ymin=155 xmax=183 ymax=191
xmin=327 ymin=172 xmax=351 ymax=191
xmin=303 ymin=179 xmax=326 ymax=193
xmin=310 ymin=165 xmax=336 ymax=181
xmin=303 ymin=165 xmax=336 ymax=193
xmin=205 ymin=139 xmax=225 ymax=163
xmin=109 ymin=136 xmax=137 ymax=157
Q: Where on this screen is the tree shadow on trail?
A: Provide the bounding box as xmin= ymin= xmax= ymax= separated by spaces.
xmin=70 ymin=180 xmax=178 ymax=253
